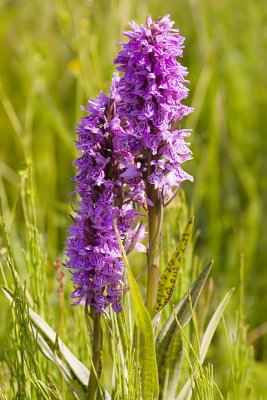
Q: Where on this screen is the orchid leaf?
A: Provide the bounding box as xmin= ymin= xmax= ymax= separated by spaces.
xmin=155 ymin=217 xmax=194 ymax=315
xmin=199 ymin=288 xmax=235 ymax=363
xmin=115 ymin=222 xmax=159 ymax=400
xmin=176 ymin=288 xmax=234 ymax=400
xmin=157 ymin=261 xmax=213 ymax=345
xmin=156 ymin=262 xmax=213 ymax=397
xmin=159 ymin=328 xmax=183 ymax=400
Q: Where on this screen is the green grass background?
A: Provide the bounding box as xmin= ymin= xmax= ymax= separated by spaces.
xmin=0 ymin=0 xmax=267 ymax=397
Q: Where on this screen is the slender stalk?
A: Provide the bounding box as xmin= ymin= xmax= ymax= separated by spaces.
xmin=145 ymin=181 xmax=163 ymax=316
xmin=87 ymin=309 xmax=102 ymax=400
xmin=0 ymin=258 xmax=8 ymax=286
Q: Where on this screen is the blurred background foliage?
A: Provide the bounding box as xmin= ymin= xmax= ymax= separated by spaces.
xmin=0 ymin=0 xmax=266 ymax=397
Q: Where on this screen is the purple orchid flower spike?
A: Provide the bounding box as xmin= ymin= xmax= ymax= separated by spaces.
xmin=66 ymin=74 xmax=146 ymax=313
xmin=114 ymin=15 xmax=194 ymax=314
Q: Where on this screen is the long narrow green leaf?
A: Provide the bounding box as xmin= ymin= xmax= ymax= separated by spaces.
xmin=1 ymin=286 xmax=111 ymax=400
xmin=115 ymin=222 xmax=159 ymax=400
xmin=159 ymin=329 xmax=183 ymax=400
xmin=155 ymin=217 xmax=194 ymax=314
xmin=176 ymin=288 xmax=234 ymax=400
xmin=33 ymin=326 xmax=88 ymax=400
xmin=157 ymin=261 xmax=213 ymax=347
xmin=30 ymin=308 xmax=90 ymax=386
xmin=156 ymin=262 xmax=213 ymax=397
xmin=1 ymin=286 xmax=88 ymax=399
xmin=2 ymin=286 xmax=89 ymax=386
xmin=200 ymin=288 xmax=235 ymax=364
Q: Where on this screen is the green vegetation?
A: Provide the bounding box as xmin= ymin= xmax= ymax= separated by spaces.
xmin=0 ymin=0 xmax=266 ymax=398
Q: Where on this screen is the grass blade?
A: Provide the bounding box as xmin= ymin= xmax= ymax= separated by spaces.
xmin=1 ymin=285 xmax=89 ymax=387
xmin=2 ymin=285 xmax=112 ymax=400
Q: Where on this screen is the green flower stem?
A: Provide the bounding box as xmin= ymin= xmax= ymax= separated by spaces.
xmin=88 ymin=310 xmax=102 ymax=400
xmin=145 ymin=182 xmax=163 ymax=316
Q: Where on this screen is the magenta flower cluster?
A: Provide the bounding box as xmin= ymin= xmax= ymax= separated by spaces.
xmin=114 ymin=15 xmax=193 ymax=200
xmin=66 ymin=78 xmax=145 ymax=313
xmin=66 ymin=15 xmax=193 ymax=312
